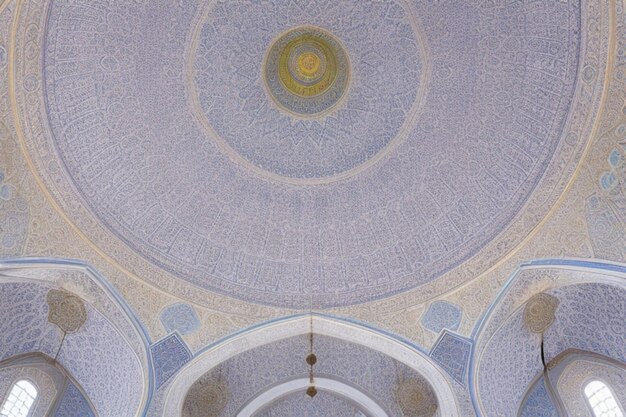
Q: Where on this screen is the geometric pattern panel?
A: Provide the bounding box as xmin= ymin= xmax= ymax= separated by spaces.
xmin=519 ymin=377 xmax=558 ymax=417
xmin=151 ymin=333 xmax=192 ymax=390
xmin=159 ymin=303 xmax=201 ymax=336
xmin=53 ymin=382 xmax=96 ymax=417
xmin=420 ymin=300 xmax=462 ymax=333
xmin=429 ymin=331 xmax=472 ymax=386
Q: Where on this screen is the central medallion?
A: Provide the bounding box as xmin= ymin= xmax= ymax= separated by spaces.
xmin=190 ymin=3 xmax=427 ymax=181
xmin=264 ymin=26 xmax=350 ymax=117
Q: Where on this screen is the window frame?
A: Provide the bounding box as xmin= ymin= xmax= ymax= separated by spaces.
xmin=0 ymin=378 xmax=40 ymax=417
xmin=582 ymin=378 xmax=625 ymax=417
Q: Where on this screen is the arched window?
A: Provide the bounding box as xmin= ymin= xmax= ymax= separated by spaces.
xmin=0 ymin=380 xmax=38 ymax=417
xmin=584 ymin=380 xmax=624 ymax=417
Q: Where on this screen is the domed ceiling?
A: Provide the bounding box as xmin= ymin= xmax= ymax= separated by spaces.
xmin=15 ymin=0 xmax=593 ymax=308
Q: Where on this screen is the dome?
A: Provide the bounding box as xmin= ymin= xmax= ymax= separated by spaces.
xmin=20 ymin=0 xmax=589 ymax=308
xmin=1 ymin=0 xmax=623 ymax=416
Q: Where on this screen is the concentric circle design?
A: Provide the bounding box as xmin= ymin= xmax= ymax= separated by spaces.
xmin=30 ymin=0 xmax=590 ymax=309
xmin=190 ymin=1 xmax=428 ymax=181
xmin=264 ymin=26 xmax=350 ymax=116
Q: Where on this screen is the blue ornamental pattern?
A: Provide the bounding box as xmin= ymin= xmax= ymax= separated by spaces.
xmin=54 ymin=382 xmax=96 ymax=417
xmin=159 ymin=303 xmax=201 ymax=336
xmin=519 ymin=377 xmax=558 ymax=417
xmin=194 ymin=334 xmax=436 ymax=417
xmin=0 ymin=282 xmax=144 ymax=417
xmin=151 ymin=333 xmax=192 ymax=389
xmin=0 ymin=283 xmax=62 ymax=361
xmin=420 ymin=300 xmax=462 ymax=333
xmin=476 ymin=268 xmax=626 ymax=417
xmin=57 ymin=306 xmax=144 ymax=417
xmin=545 ymin=283 xmax=626 ymax=363
xmin=429 ymin=331 xmax=471 ymax=386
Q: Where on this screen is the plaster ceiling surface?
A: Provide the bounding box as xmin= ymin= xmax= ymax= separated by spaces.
xmin=255 ymin=390 xmax=367 ymax=417
xmin=12 ymin=0 xmax=603 ymax=308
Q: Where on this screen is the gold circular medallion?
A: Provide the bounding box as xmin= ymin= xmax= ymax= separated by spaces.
xmin=264 ymin=26 xmax=350 ymax=117
xmin=298 ymin=52 xmax=321 ymax=75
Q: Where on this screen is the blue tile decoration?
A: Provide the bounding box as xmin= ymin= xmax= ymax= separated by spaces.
xmin=29 ymin=0 xmax=585 ymax=309
xmin=160 ymin=303 xmax=201 ymax=336
xmin=519 ymin=377 xmax=558 ymax=417
xmin=151 ymin=333 xmax=192 ymax=389
xmin=54 ymin=382 xmax=96 ymax=417
xmin=420 ymin=300 xmax=462 ymax=333
xmin=430 ymin=331 xmax=471 ymax=386
xmin=478 ymin=303 xmax=545 ymax=417
xmin=608 ymin=148 xmax=623 ymax=167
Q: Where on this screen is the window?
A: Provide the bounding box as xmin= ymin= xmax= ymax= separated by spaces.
xmin=584 ymin=380 xmax=624 ymax=417
xmin=0 ymin=380 xmax=37 ymax=417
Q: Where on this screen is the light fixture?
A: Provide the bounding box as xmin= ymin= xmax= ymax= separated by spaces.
xmin=524 ymin=292 xmax=563 ymax=416
xmin=306 ymin=314 xmax=317 ymax=398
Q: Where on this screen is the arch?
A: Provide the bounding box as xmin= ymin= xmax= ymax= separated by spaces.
xmin=471 ymin=259 xmax=626 ymax=417
xmin=554 ymin=351 xmax=626 ymax=417
xmin=0 ymin=352 xmax=100 ymax=417
xmin=518 ymin=349 xmax=626 ymax=417
xmin=237 ymin=378 xmax=387 ymax=417
xmin=0 ymin=258 xmax=152 ymax=417
xmin=162 ymin=314 xmax=460 ymax=417
xmin=0 ymin=354 xmax=64 ymax=417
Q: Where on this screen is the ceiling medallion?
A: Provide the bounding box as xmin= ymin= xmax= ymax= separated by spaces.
xmin=523 ymin=293 xmax=560 ymax=334
xmin=264 ymin=26 xmax=350 ymax=118
xmin=394 ymin=379 xmax=438 ymax=416
xmin=182 ymin=375 xmax=229 ymax=417
xmin=46 ymin=289 xmax=87 ymax=334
